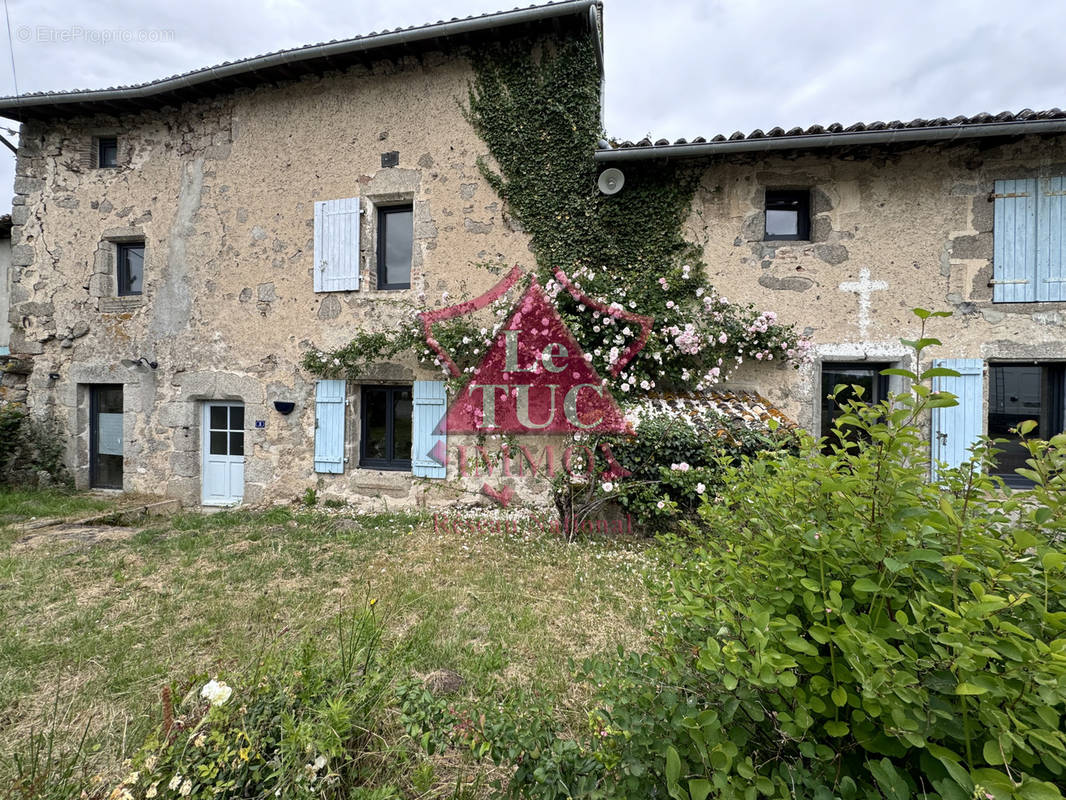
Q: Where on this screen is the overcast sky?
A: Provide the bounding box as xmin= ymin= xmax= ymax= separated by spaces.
xmin=2 ymin=0 xmax=1066 ymax=210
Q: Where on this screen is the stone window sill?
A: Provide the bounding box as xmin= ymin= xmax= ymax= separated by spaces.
xmin=100 ymin=296 xmax=145 ymax=313
xmin=978 ymin=300 xmax=1066 ymax=313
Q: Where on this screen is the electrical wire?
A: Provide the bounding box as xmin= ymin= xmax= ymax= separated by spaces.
xmin=2 ymin=0 xmax=18 ymax=101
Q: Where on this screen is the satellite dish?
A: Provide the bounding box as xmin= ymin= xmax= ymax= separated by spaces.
xmin=597 ymin=167 xmax=625 ymax=195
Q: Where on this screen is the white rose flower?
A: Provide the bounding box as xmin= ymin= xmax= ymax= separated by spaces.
xmin=696 ymin=482 xmax=706 ymax=494
xmin=200 ymin=678 xmax=233 ymax=706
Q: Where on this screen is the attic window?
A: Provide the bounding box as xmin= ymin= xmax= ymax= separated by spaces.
xmin=97 ymin=136 xmax=118 ymax=168
xmin=765 ymin=189 xmax=810 ymax=241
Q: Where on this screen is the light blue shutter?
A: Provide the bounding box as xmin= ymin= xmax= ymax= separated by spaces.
xmin=412 ymin=380 xmax=447 ymax=479
xmin=931 ymin=358 xmax=984 ymax=478
xmin=314 ymin=379 xmax=346 ymax=473
xmin=313 ymin=198 xmax=361 ymax=292
xmin=1037 ymin=177 xmax=1066 ymax=302
xmin=993 ymin=178 xmax=1037 ymax=303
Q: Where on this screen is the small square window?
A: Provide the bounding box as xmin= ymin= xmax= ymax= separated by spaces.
xmin=376 ymin=205 xmax=412 ymax=290
xmin=820 ymin=362 xmax=890 ymax=452
xmin=97 ymin=136 xmax=118 ymax=168
xmin=360 ymin=385 xmax=413 ymax=470
xmin=117 ymin=243 xmax=144 ymax=296
xmin=765 ymin=189 xmax=810 ymax=241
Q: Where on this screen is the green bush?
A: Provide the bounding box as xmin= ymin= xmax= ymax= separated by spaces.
xmin=553 ymin=405 xmax=796 ymax=533
xmin=110 ymin=605 xmax=406 ymax=799
xmin=584 ymin=322 xmax=1066 ymax=799
xmin=415 ymin=314 xmax=1066 ymax=800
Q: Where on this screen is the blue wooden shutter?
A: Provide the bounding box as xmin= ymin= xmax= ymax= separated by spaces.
xmin=314 ymin=379 xmax=346 ymax=473
xmin=931 ymin=358 xmax=984 ymax=478
xmin=993 ymin=178 xmax=1037 ymax=303
xmin=313 ymin=198 xmax=361 ymax=292
xmin=412 ymin=380 xmax=447 ymax=479
xmin=1037 ymin=177 xmax=1066 ymax=302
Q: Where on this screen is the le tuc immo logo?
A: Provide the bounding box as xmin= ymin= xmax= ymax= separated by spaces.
xmin=419 ymin=266 xmax=651 ymax=508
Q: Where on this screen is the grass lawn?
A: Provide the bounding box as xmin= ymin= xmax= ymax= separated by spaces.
xmin=0 ymin=491 xmax=655 ymax=795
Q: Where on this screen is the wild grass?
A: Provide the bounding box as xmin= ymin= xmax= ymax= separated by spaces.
xmin=0 ymin=488 xmax=114 ymax=527
xmin=0 ymin=496 xmax=654 ymax=796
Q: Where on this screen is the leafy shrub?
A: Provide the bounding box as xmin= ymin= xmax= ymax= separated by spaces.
xmin=417 ymin=315 xmax=1066 ymax=800
xmin=583 ymin=322 xmax=1066 ymax=799
xmin=111 ymin=605 xmax=406 ymax=799
xmin=553 ymin=405 xmax=796 ymax=533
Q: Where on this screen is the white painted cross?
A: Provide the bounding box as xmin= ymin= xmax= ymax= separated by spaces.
xmin=839 ymin=267 xmax=888 ymax=340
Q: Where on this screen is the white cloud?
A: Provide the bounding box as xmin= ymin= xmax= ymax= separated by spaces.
xmin=2 ymin=0 xmax=1066 ymax=206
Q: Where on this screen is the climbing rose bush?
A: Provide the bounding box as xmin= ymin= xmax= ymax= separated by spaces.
xmin=304 ymin=266 xmax=811 ymax=397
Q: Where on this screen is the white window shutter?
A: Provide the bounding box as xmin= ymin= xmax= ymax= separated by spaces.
xmin=314 ymin=198 xmax=361 ymax=292
xmin=412 ymin=381 xmax=447 ymax=479
xmin=314 ymin=379 xmax=346 ymax=473
xmin=931 ymin=358 xmax=984 ymax=479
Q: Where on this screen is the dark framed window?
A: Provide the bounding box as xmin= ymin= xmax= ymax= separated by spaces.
xmin=376 ymin=205 xmax=413 ymax=290
xmin=765 ymin=189 xmax=810 ymax=241
xmin=989 ymin=363 xmax=1065 ymax=487
xmin=97 ymin=136 xmax=118 ymax=168
xmin=360 ymin=385 xmax=413 ymax=470
xmin=117 ymin=242 xmax=144 ymax=296
xmin=820 ymin=362 xmax=891 ymax=452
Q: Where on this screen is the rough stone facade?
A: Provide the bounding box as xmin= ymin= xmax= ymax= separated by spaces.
xmin=688 ymin=136 xmax=1066 ymax=433
xmin=5 ymin=48 xmax=537 ymax=506
xmin=6 ymin=22 xmax=1066 ymax=505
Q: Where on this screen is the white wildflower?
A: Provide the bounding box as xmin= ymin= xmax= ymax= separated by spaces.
xmin=200 ymin=679 xmax=232 ymax=707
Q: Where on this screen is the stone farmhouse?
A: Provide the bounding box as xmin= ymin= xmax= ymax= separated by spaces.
xmin=0 ymin=0 xmax=1064 ymax=505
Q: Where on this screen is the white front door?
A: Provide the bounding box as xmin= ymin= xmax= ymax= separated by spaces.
xmin=201 ymin=402 xmax=245 ymax=506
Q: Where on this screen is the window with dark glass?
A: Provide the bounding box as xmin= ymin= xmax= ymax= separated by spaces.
xmin=360 ymin=385 xmax=412 ymax=470
xmin=820 ymin=362 xmax=890 ymax=452
xmin=765 ymin=189 xmax=810 ymax=241
xmin=97 ymin=136 xmax=118 ymax=168
xmin=989 ymin=363 xmax=1065 ymax=487
xmin=207 ymin=404 xmax=245 ymax=458
xmin=117 ymin=243 xmax=144 ymax=296
xmin=376 ymin=205 xmax=413 ymax=290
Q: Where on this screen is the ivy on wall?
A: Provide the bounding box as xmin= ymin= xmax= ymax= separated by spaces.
xmin=304 ymin=35 xmax=810 ymax=392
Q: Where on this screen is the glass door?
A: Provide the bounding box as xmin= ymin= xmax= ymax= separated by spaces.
xmin=90 ymin=384 xmax=123 ymax=489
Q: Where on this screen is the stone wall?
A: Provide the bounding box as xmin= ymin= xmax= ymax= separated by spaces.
xmin=7 ymin=46 xmax=536 ymax=506
xmin=9 ymin=42 xmax=1066 ymax=505
xmin=692 ymin=136 xmax=1066 ymax=431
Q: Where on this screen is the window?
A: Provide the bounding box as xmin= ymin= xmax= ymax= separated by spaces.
xmin=117 ymin=243 xmax=144 ymax=296
xmin=765 ymin=189 xmax=810 ymax=241
xmin=992 ymin=177 xmax=1066 ymax=302
xmin=820 ymin=362 xmax=890 ymax=451
xmin=376 ymin=205 xmax=413 ymax=290
xmin=360 ymin=385 xmax=412 ymax=470
xmin=97 ymin=136 xmax=118 ymax=168
xmin=989 ymin=363 xmax=1065 ymax=486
